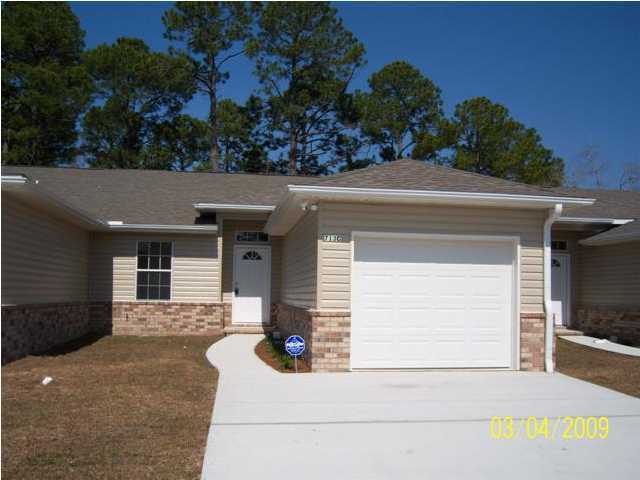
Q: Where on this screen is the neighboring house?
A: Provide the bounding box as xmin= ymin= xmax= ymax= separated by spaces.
xmin=550 ymin=188 xmax=640 ymax=345
xmin=1 ymin=160 xmax=638 ymax=369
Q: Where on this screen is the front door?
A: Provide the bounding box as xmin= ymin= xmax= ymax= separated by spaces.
xmin=232 ymin=245 xmax=271 ymax=324
xmin=551 ymin=254 xmax=570 ymax=326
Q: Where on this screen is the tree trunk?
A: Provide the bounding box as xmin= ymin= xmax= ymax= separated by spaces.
xmin=208 ymin=55 xmax=220 ymax=172
xmin=289 ymin=129 xmax=298 ymax=175
xmin=395 ymin=134 xmax=404 ymax=160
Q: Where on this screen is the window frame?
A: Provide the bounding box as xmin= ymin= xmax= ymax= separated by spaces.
xmin=234 ymin=230 xmax=270 ymax=243
xmin=551 ymin=240 xmax=568 ymax=251
xmin=135 ymin=240 xmax=174 ymax=302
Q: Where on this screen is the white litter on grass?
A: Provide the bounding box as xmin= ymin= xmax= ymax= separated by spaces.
xmin=594 ymin=339 xmax=609 ymax=344
xmin=41 ymin=376 xmax=53 ymax=385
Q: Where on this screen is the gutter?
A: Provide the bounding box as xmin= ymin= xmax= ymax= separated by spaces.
xmin=287 ymin=185 xmax=595 ymax=207
xmin=193 ymin=203 xmax=275 ymax=212
xmin=105 ymin=222 xmax=218 ymax=234
xmin=558 ymin=217 xmax=633 ymax=225
xmin=0 ymin=174 xmax=29 ymax=184
xmin=543 ymin=204 xmax=563 ymax=373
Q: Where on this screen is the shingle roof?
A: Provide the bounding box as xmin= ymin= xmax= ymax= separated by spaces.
xmin=555 ymin=187 xmax=640 ymax=220
xmin=1 ymin=166 xmax=316 ymax=225
xmin=581 ymin=220 xmax=640 ymax=245
xmin=2 ymin=160 xmax=593 ymax=225
xmin=313 ymin=159 xmax=586 ymax=198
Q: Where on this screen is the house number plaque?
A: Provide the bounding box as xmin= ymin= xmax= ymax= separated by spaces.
xmin=321 ymin=234 xmax=345 ymax=242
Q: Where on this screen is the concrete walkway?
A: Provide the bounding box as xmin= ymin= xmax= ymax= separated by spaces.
xmin=561 ymin=335 xmax=640 ymax=357
xmin=201 ymin=334 xmax=640 ymax=480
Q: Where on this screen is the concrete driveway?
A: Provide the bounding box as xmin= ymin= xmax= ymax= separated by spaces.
xmin=201 ymin=335 xmax=640 ymax=480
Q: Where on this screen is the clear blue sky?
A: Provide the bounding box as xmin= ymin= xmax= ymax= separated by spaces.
xmin=70 ymin=1 xmax=640 ymax=187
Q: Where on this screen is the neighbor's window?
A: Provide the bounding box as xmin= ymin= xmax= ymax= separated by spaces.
xmin=136 ymin=241 xmax=172 ymax=300
xmin=236 ymin=231 xmax=269 ymax=243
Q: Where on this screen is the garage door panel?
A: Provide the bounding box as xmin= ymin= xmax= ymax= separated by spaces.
xmin=352 ymin=236 xmax=515 ymax=369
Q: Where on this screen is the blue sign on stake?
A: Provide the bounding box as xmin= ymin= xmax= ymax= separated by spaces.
xmin=285 ymin=335 xmax=305 ymax=357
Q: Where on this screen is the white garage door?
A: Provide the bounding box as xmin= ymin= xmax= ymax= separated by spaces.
xmin=351 ymin=235 xmax=516 ymax=369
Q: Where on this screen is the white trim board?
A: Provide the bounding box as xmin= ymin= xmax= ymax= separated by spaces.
xmin=193 ymin=203 xmax=275 ymax=212
xmin=558 ymin=217 xmax=633 ymax=225
xmin=288 ymin=185 xmax=594 ymax=206
xmin=106 ymin=223 xmax=218 ymax=234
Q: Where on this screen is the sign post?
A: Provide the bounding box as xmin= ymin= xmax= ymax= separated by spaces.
xmin=284 ymin=335 xmax=305 ymax=373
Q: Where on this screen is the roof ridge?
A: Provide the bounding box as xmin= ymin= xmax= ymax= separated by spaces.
xmin=415 ymin=159 xmax=567 ymax=195
xmin=1 ymin=164 xmax=317 ymax=179
xmin=309 ymin=158 xmax=584 ymax=198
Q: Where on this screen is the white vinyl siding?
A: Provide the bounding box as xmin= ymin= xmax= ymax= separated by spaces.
xmin=318 ymin=202 xmax=545 ymax=312
xmin=1 ymin=193 xmax=89 ymax=305
xmin=90 ymin=233 xmax=219 ymax=302
xmin=578 ymin=241 xmax=640 ymax=307
xmin=552 ymin=229 xmax=640 ymax=309
xmin=281 ymin=210 xmax=318 ymax=309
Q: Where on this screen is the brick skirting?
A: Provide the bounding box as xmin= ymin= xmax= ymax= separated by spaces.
xmin=274 ymin=303 xmax=351 ymax=372
xmin=1 ymin=301 xmax=226 ymax=364
xmin=91 ymin=301 xmax=225 ymax=336
xmin=1 ymin=303 xmax=91 ymax=364
xmin=310 ymin=309 xmax=351 ymax=372
xmin=573 ymin=306 xmax=640 ymax=346
xmin=276 ymin=304 xmax=550 ymax=372
xmin=273 ymin=303 xmax=314 ymax=365
xmin=520 ymin=312 xmax=547 ymax=371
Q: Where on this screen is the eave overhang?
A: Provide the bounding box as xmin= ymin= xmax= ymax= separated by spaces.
xmin=2 ymin=175 xmax=218 ymax=234
xmin=106 ymin=222 xmax=218 ymax=234
xmin=265 ymin=185 xmax=596 ymax=235
xmin=557 ymin=217 xmax=633 ymax=225
xmin=193 ymin=203 xmax=275 ymax=213
xmin=579 ymin=222 xmax=640 ymax=246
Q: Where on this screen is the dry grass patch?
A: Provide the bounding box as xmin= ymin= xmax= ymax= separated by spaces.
xmin=556 ymin=337 xmax=640 ymax=398
xmin=2 ymin=335 xmax=221 ymax=480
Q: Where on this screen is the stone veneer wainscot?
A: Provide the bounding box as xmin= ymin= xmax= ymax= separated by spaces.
xmin=275 ymin=303 xmax=351 ymax=372
xmin=276 ymin=305 xmax=548 ymax=373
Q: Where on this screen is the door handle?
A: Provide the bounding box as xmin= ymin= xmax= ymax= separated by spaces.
xmin=234 ymin=286 xmax=239 ymax=295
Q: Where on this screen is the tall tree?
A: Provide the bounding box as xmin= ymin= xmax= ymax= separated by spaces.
xmin=249 ymin=1 xmax=365 ymax=175
xmin=146 ymin=114 xmax=211 ymax=171
xmin=1 ymin=1 xmax=91 ymax=165
xmin=332 ymin=133 xmax=374 ymax=172
xmin=619 ymin=162 xmax=640 ymax=191
xmin=451 ymin=97 xmax=564 ymax=186
xmin=356 ymin=61 xmax=450 ymax=162
xmin=163 ymin=1 xmax=255 ymax=172
xmin=81 ymin=38 xmax=194 ymax=168
xmin=195 ymin=96 xmax=275 ymax=173
xmin=566 ymin=145 xmax=608 ymax=188
xmin=217 ymin=99 xmax=253 ymax=172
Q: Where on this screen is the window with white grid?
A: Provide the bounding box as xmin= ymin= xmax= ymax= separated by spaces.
xmin=136 ymin=241 xmax=172 ymax=300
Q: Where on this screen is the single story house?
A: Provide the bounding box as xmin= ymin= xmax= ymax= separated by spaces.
xmin=2 ymin=160 xmax=639 ymax=370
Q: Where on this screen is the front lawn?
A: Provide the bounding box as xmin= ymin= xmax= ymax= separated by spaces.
xmin=1 ymin=335 xmax=221 ymax=479
xmin=556 ymin=337 xmax=640 ymax=398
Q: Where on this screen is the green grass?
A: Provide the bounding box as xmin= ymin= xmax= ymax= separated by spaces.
xmin=265 ymin=335 xmax=295 ymax=369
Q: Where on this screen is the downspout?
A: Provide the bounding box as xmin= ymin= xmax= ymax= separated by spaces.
xmin=543 ymin=204 xmax=563 ymax=372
